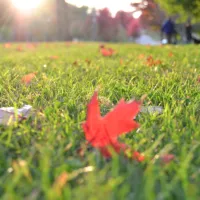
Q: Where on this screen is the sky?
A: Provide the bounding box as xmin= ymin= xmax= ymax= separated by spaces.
xmin=11 ymin=0 xmax=42 ymax=11
xmin=11 ymin=0 xmax=143 ymax=18
xmin=65 ymin=0 xmax=142 ymax=16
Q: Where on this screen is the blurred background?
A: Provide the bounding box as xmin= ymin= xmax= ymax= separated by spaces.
xmin=0 ymin=0 xmax=200 ymax=43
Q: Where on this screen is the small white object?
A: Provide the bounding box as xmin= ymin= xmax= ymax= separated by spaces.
xmin=0 ymin=105 xmax=32 ymax=125
xmin=162 ymin=39 xmax=168 ymax=45
xmin=141 ymin=106 xmax=163 ymax=115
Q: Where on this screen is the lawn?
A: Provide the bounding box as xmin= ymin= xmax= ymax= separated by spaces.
xmin=0 ymin=42 xmax=200 ymax=199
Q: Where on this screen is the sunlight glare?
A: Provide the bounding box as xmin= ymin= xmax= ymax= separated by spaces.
xmin=11 ymin=0 xmax=42 ymax=11
xmin=133 ymin=10 xmax=142 ymax=19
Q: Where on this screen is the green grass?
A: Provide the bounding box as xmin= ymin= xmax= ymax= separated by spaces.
xmin=0 ymin=42 xmax=200 ymax=200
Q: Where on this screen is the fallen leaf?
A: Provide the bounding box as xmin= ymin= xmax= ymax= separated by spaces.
xmin=4 ymin=43 xmax=11 ymax=48
xmin=155 ymin=59 xmax=162 ymax=65
xmin=100 ymin=47 xmax=115 ymax=57
xmin=99 ymin=44 xmax=105 ymax=49
xmin=73 ymin=61 xmax=78 ymax=66
xmin=50 ymin=55 xmax=59 ymax=60
xmin=120 ymin=58 xmax=124 ymax=65
xmin=145 ymin=56 xmax=162 ymax=67
xmin=138 ymin=54 xmax=145 ymax=59
xmin=53 ymin=172 xmax=68 ymax=195
xmin=21 ymin=72 xmax=37 ymax=85
xmin=168 ymin=52 xmax=174 ymax=57
xmin=85 ymin=59 xmax=91 ymax=65
xmin=82 ymin=92 xmax=142 ymax=159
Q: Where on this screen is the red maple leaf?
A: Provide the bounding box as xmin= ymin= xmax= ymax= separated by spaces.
xmin=82 ymin=92 xmax=142 ymax=160
xmin=100 ymin=48 xmax=115 ymax=57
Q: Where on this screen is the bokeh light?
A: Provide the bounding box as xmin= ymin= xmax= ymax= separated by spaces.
xmin=133 ymin=10 xmax=142 ymax=19
xmin=11 ymin=0 xmax=42 ymax=11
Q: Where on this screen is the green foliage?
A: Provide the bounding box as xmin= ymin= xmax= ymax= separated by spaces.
xmin=0 ymin=43 xmax=200 ymax=199
xmin=155 ymin=0 xmax=200 ymax=21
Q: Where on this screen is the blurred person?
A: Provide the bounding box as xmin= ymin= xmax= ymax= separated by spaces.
xmin=185 ymin=18 xmax=192 ymax=43
xmin=161 ymin=17 xmax=177 ymax=44
xmin=186 ymin=17 xmax=200 ymax=44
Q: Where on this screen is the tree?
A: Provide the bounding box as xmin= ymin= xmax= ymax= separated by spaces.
xmin=97 ymin=8 xmax=117 ymax=41
xmin=56 ymin=0 xmax=90 ymax=40
xmin=0 ymin=0 xmax=13 ymax=26
xmin=154 ymin=0 xmax=200 ymax=21
xmin=132 ymin=0 xmax=200 ymax=22
xmin=115 ymin=11 xmax=142 ymax=39
xmin=115 ymin=11 xmax=133 ymax=29
xmin=127 ymin=19 xmax=141 ymax=38
xmin=131 ymin=0 xmax=165 ymax=28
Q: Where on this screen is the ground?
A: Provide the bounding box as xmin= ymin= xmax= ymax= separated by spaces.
xmin=0 ymin=42 xmax=200 ymax=199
